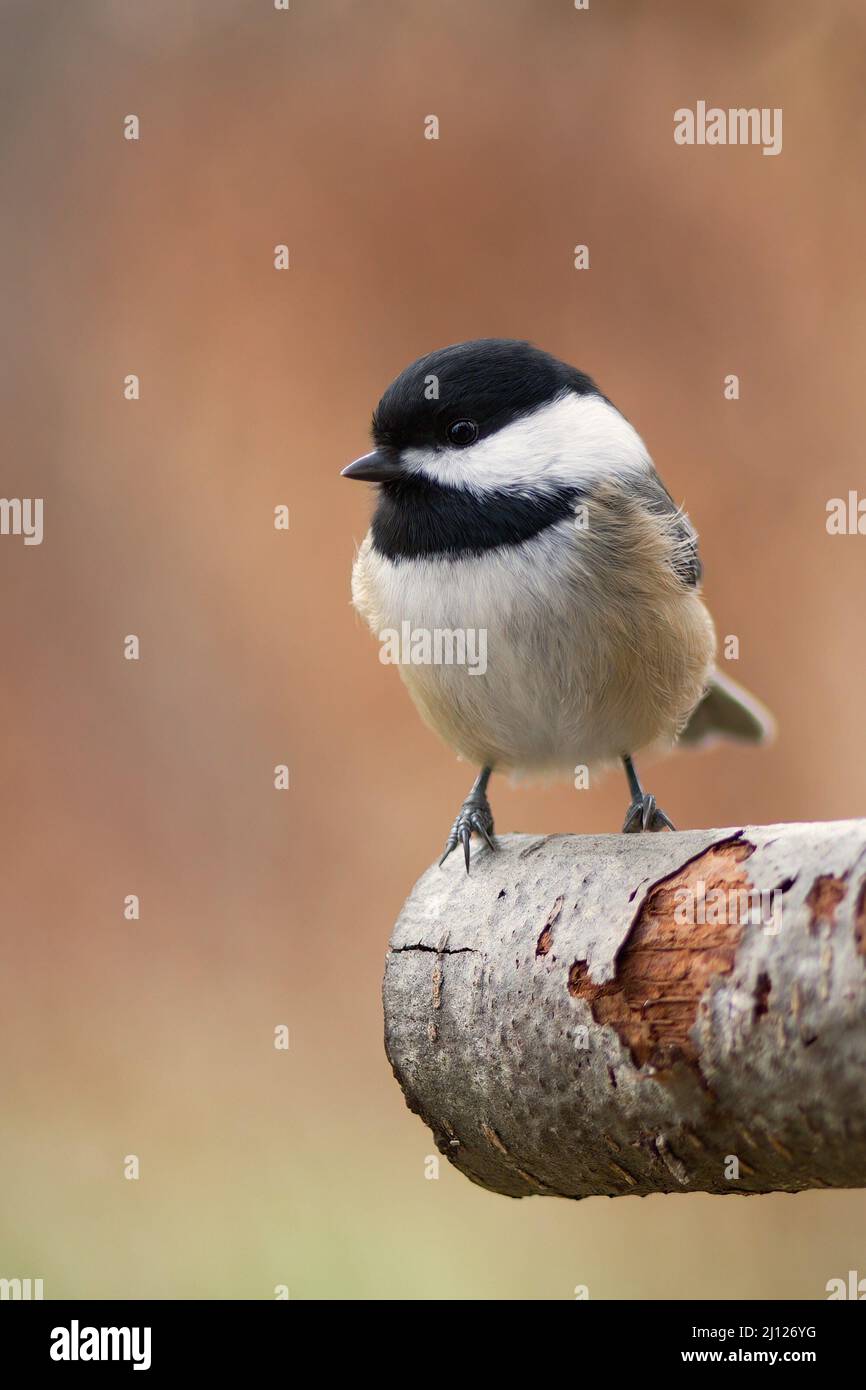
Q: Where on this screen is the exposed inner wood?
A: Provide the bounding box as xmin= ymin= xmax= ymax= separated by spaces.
xmin=807 ymin=874 xmax=847 ymax=934
xmin=568 ymin=838 xmax=755 ymax=1072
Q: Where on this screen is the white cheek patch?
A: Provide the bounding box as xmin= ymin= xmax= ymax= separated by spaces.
xmin=400 ymin=391 xmax=652 ymax=496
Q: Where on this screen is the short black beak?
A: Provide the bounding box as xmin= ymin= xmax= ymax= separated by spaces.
xmin=341 ymin=449 xmax=405 ymax=482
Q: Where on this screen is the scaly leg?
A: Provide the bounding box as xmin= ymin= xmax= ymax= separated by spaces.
xmin=440 ymin=766 xmax=497 ymax=872
xmin=621 ymin=754 xmax=675 ymax=832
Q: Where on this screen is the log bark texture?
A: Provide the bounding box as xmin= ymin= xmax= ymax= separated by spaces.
xmin=383 ymin=821 xmax=866 ymax=1199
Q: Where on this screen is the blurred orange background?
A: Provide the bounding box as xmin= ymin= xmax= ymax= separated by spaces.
xmin=1 ymin=0 xmax=865 ymax=1298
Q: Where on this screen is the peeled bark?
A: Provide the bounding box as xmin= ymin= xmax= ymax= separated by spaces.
xmin=383 ymin=822 xmax=866 ymax=1199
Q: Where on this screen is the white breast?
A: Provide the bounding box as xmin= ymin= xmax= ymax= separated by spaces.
xmin=351 ymin=511 xmax=716 ymax=779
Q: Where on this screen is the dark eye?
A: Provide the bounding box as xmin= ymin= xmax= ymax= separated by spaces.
xmin=447 ymin=419 xmax=478 ymax=447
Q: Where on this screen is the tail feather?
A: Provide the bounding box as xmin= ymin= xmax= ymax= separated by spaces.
xmin=680 ymin=669 xmax=775 ymax=749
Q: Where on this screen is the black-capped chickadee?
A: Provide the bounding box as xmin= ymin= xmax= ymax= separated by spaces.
xmin=343 ymin=339 xmax=772 ymax=871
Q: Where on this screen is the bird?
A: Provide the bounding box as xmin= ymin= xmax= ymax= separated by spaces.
xmin=342 ymin=338 xmax=773 ymax=871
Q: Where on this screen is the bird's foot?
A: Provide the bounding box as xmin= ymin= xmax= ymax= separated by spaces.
xmin=439 ymin=791 xmax=497 ymax=872
xmin=622 ymin=792 xmax=675 ymax=833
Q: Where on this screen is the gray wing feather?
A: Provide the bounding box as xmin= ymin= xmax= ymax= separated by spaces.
xmin=681 ymin=668 xmax=776 ymax=747
xmin=633 ymin=469 xmax=774 ymax=746
xmin=632 ymin=466 xmax=702 ymax=587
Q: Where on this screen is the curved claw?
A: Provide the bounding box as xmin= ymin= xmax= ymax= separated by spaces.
xmin=622 ymin=802 xmax=642 ymax=834
xmin=460 ymin=823 xmax=472 ymax=872
xmin=476 ymin=818 xmax=496 ymax=851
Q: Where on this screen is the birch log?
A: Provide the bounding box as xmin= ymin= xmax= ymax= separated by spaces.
xmin=383 ymin=822 xmax=866 ymax=1199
